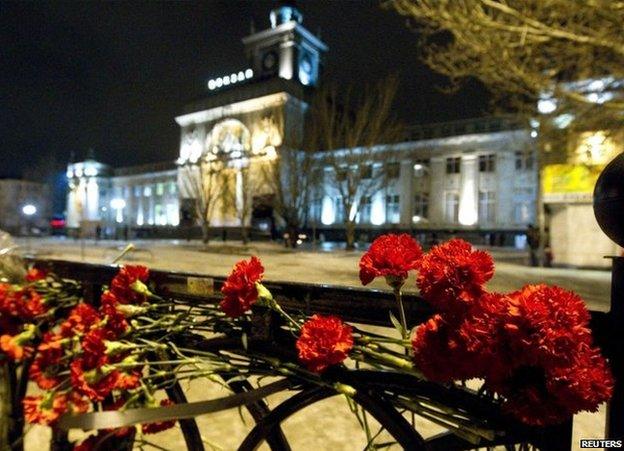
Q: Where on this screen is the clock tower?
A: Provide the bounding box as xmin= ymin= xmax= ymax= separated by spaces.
xmin=242 ymin=1 xmax=327 ymax=87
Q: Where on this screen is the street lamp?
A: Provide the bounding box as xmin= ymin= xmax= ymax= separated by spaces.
xmin=21 ymin=204 xmax=37 ymax=254
xmin=22 ymin=204 xmax=37 ymax=216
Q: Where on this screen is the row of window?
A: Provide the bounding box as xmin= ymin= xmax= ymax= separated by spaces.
xmin=118 ymin=182 xmax=177 ymax=199
xmin=331 ymin=151 xmax=534 ymax=181
xmin=311 ymin=191 xmax=532 ymax=226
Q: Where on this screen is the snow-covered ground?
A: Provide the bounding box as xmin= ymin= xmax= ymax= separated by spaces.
xmin=19 ymin=237 xmax=612 ymax=311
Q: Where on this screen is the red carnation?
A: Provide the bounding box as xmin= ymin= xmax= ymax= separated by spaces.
xmin=296 ymin=314 xmax=353 ymax=373
xmin=411 ymin=314 xmax=482 ymax=382
xmin=61 ymin=303 xmax=101 ymax=337
xmin=359 ymin=233 xmax=423 ymax=287
xmin=110 ymin=265 xmax=150 ymax=304
xmin=23 ymin=393 xmax=68 ymax=426
xmin=30 ymin=340 xmax=64 ymax=389
xmin=500 ymin=284 xmax=593 ymax=371
xmin=141 ymin=399 xmax=176 ymax=434
xmin=220 ymin=256 xmax=264 ymax=318
xmin=100 ymin=291 xmax=130 ymax=338
xmin=26 ymin=268 xmax=47 ymax=282
xmin=70 ymin=358 xmax=120 ymax=402
xmin=81 ymin=328 xmax=108 ymax=368
xmin=416 ymin=239 xmax=494 ymax=316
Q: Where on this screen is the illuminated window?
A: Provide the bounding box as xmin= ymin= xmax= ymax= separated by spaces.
xmin=166 ymin=204 xmax=179 ymax=226
xmin=359 ymin=196 xmax=372 ymax=223
xmin=334 ymin=197 xmax=344 ymax=224
xmin=156 ymin=183 xmax=164 ymax=196
xmin=413 ymin=193 xmax=429 ymax=220
xmin=310 ymin=198 xmax=323 ymax=222
xmin=444 ymin=192 xmax=459 ymax=223
xmin=143 ymin=186 xmax=152 ymax=197
xmin=134 ymin=186 xmax=141 ymax=197
xmin=155 ymin=204 xmax=167 ymax=226
xmin=168 ymin=182 xmax=177 ymax=195
xmin=515 ymin=150 xmax=534 ymax=171
xmin=386 ymin=194 xmax=400 ymax=224
xmin=478 ymin=191 xmax=496 ymax=224
xmin=478 ymin=154 xmax=496 ymax=172
xmin=513 ymin=188 xmax=533 ymax=224
xmin=446 ymin=157 xmax=461 ymax=174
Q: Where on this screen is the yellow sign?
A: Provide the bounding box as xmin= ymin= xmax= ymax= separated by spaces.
xmin=542 ymin=164 xmax=603 ymax=195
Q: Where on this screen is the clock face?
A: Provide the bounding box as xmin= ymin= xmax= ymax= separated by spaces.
xmin=262 ymin=51 xmax=277 ymax=71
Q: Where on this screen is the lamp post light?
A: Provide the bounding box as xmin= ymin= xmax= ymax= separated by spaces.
xmin=21 ymin=204 xmax=37 ymax=255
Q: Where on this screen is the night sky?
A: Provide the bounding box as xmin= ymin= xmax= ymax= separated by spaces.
xmin=0 ymin=0 xmax=490 ymax=182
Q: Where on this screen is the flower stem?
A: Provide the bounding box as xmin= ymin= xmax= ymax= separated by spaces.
xmin=394 ymin=286 xmax=408 ymax=340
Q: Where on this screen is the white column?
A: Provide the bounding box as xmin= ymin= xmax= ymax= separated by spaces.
xmin=459 ymin=155 xmax=478 ymax=226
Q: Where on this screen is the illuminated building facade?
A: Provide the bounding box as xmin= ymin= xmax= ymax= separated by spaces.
xmin=65 ymin=4 xmax=541 ymax=247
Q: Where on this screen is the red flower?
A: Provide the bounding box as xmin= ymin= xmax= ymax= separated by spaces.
xmin=30 ymin=341 xmax=64 ymax=389
xmin=141 ymin=399 xmax=176 ymax=434
xmin=359 ymin=233 xmax=423 ymax=287
xmin=70 ymin=358 xmax=120 ymax=402
xmin=500 ymin=285 xmax=593 ymax=371
xmin=23 ymin=393 xmax=68 ymax=426
xmin=220 ymin=256 xmax=264 ymax=317
xmin=296 ymin=314 xmax=353 ymax=373
xmin=0 ymin=326 xmax=36 ymax=362
xmin=26 ymin=268 xmax=47 ymax=282
xmin=81 ymin=328 xmax=108 ymax=368
xmin=416 ymin=239 xmax=494 ymax=316
xmin=110 ymin=265 xmax=150 ymax=304
xmin=411 ymin=314 xmax=485 ymax=382
xmin=489 ymin=346 xmax=613 ymax=426
xmin=60 ymin=303 xmax=101 ymax=337
xmin=100 ymin=291 xmax=129 ymax=338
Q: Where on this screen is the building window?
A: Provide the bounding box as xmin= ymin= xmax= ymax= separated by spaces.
xmin=336 ymin=167 xmax=348 ymax=182
xmin=478 ymin=191 xmax=496 ymax=224
xmin=334 ymin=196 xmax=344 ymax=224
xmin=169 ymin=181 xmax=177 ymax=195
xmin=386 ymin=194 xmax=400 ymax=224
xmin=310 ymin=198 xmax=323 ymax=223
xmin=446 ymin=157 xmax=461 ymax=174
xmin=386 ymin=162 xmax=400 ymax=179
xmin=513 ymin=188 xmax=533 ymax=224
xmin=444 ymin=192 xmax=459 ymax=223
xmin=166 ymin=203 xmax=179 ymax=226
xmin=156 ymin=183 xmax=164 ymax=196
xmin=143 ymin=186 xmax=152 ymax=197
xmin=413 ymin=193 xmax=429 ymax=222
xmin=155 ymin=204 xmax=167 ymax=226
xmin=413 ymin=159 xmax=430 ymax=177
xmin=134 ymin=186 xmax=141 ymax=197
xmin=359 ymin=164 xmax=373 ymax=180
xmin=515 ymin=150 xmax=534 ymax=171
xmin=359 ymin=196 xmax=372 ymax=223
xmin=478 ymin=154 xmax=496 ymax=172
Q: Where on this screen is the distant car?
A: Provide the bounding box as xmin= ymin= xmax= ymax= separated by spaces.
xmin=50 ymin=216 xmax=66 ymax=236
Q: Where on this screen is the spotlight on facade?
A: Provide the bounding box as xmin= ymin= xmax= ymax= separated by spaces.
xmin=530 ymin=130 xmax=538 ymax=138
xmin=22 ymin=204 xmax=37 ymax=216
xmin=413 ymin=163 xmax=423 ymax=171
xmin=208 ymin=79 xmax=216 ymax=90
xmin=537 ymin=98 xmax=557 ymax=114
xmin=110 ymin=198 xmax=126 ymax=210
xmin=412 ymin=215 xmax=422 ymax=223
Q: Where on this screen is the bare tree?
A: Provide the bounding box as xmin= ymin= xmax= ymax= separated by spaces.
xmin=178 ymin=160 xmax=226 ymax=247
xmin=388 ymin=0 xmax=624 ymax=261
xmin=306 ymin=77 xmax=405 ymax=249
xmin=221 ymin=165 xmax=254 ymax=244
xmin=259 ymin=109 xmax=320 ymax=248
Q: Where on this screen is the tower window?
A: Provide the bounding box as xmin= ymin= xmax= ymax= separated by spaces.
xmin=478 ymin=191 xmax=496 ymax=224
xmin=515 ymin=150 xmax=534 ymax=171
xmin=386 ymin=194 xmax=400 ymax=224
xmin=413 ymin=193 xmax=429 ymax=221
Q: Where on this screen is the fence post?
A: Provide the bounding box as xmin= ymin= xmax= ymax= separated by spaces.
xmin=607 ymin=256 xmax=624 ymax=440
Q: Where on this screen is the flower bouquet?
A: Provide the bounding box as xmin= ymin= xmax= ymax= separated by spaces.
xmin=0 ymin=234 xmax=614 ymax=450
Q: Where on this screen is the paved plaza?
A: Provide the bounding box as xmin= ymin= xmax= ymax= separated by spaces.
xmin=18 ymin=237 xmax=613 ymax=311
